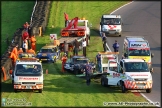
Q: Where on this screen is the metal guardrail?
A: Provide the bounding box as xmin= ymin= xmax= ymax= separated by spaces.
xmin=30 ymin=0 xmax=38 ymax=27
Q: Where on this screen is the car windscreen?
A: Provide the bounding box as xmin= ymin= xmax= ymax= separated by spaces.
xmin=15 ymin=64 xmax=42 ymax=76
xmin=128 ymin=49 xmax=150 ymax=56
xmin=102 ymin=18 xmax=121 ymax=25
xmin=124 ymin=62 xmax=149 ymax=72
xmin=40 ymin=49 xmax=53 ymax=53
xmin=73 ymin=58 xmax=88 ymax=64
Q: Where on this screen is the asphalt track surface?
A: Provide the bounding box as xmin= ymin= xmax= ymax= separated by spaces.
xmin=105 ymin=1 xmax=161 ymax=106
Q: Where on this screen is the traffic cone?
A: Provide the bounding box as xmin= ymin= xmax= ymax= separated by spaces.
xmin=46 ymin=69 xmax=48 ymax=74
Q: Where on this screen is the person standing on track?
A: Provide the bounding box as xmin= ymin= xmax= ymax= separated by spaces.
xmin=82 ymin=38 xmax=86 ymax=57
xmin=112 ymin=40 xmax=119 ymax=52
xmin=8 ymin=51 xmax=17 ymax=67
xmin=30 ymin=35 xmax=36 ymax=51
xmin=102 ymin=33 xmax=107 ymax=52
xmin=61 ymin=53 xmax=68 ymax=73
xmin=83 ymin=61 xmax=92 ymax=86
xmin=95 ymin=53 xmax=102 ymax=73
xmin=73 ymin=39 xmax=79 ymax=56
xmin=64 ymin=41 xmax=69 ymax=57
xmin=12 ymin=44 xmax=18 ymax=59
xmin=64 ymin=12 xmax=69 ymax=27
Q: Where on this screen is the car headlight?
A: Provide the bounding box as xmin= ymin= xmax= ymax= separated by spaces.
xmin=147 ymin=75 xmax=152 ymax=81
xmin=116 ymin=29 xmax=120 ymax=32
xmin=14 ymin=82 xmax=21 ymax=84
xmin=102 ymin=27 xmax=107 ymax=31
xmin=36 ymin=82 xmax=43 ymax=84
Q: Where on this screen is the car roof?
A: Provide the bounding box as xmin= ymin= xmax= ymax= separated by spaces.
xmin=41 ymin=45 xmax=57 ymax=49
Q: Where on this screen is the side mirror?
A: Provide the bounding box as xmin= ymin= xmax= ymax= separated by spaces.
xmin=151 ymin=53 xmax=154 ymax=58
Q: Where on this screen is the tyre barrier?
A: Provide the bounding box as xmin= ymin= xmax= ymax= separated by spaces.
xmin=1 ymin=1 xmax=52 ymax=82
xmin=30 ymin=1 xmax=51 ymax=36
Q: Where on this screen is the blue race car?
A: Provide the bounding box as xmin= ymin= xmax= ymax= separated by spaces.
xmin=36 ymin=44 xmax=60 ymax=63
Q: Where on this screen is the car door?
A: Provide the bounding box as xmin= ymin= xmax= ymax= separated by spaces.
xmin=107 ymin=62 xmax=122 ymax=85
xmin=64 ymin=59 xmax=71 ymax=70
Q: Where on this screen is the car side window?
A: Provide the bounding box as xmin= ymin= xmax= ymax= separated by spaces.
xmin=120 ymin=61 xmax=123 ymax=73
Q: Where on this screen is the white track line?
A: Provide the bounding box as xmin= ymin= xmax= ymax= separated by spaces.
xmin=108 ymin=1 xmax=160 ymax=107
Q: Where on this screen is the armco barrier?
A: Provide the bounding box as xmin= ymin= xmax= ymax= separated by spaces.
xmin=1 ymin=1 xmax=51 ymax=82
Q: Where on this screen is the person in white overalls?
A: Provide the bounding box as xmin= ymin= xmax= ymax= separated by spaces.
xmin=82 ymin=38 xmax=86 ymax=57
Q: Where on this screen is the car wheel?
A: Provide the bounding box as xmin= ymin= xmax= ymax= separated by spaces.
xmin=146 ymin=89 xmax=152 ymax=93
xmin=74 ymin=69 xmax=78 ymax=75
xmin=39 ymin=89 xmax=42 ymax=93
xmin=101 ymin=78 xmax=106 ymax=87
xmin=14 ymin=89 xmax=17 ymax=93
xmin=121 ymin=82 xmax=127 ymax=93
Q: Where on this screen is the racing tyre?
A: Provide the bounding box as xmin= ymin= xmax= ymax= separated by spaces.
xmin=14 ymin=89 xmax=17 ymax=93
xmin=146 ymin=89 xmax=152 ymax=93
xmin=121 ymin=82 xmax=127 ymax=93
xmin=39 ymin=89 xmax=42 ymax=93
xmin=119 ymin=33 xmax=121 ymax=37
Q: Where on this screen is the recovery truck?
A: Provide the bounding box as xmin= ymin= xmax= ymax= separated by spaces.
xmin=10 ymin=58 xmax=43 ymax=93
xmin=123 ymin=36 xmax=154 ymax=72
xmin=59 ymin=17 xmax=91 ymax=51
xmin=101 ymin=58 xmax=153 ymax=93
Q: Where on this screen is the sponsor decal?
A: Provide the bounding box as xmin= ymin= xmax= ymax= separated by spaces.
xmin=19 ymin=77 xmax=39 ymax=80
xmin=129 ymin=56 xmax=150 ymax=62
xmin=130 ymin=74 xmax=148 ymax=76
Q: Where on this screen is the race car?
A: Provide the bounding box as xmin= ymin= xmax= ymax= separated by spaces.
xmin=36 ymin=44 xmax=60 ymax=63
xmin=64 ymin=55 xmax=95 ymax=75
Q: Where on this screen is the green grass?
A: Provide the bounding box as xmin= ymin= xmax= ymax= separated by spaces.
xmin=1 ymin=1 xmax=152 ymax=107
xmin=1 ymin=1 xmax=35 ymax=56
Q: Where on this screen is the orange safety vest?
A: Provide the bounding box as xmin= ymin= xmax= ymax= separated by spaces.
xmin=61 ymin=56 xmax=67 ymax=64
xmin=12 ymin=47 xmax=18 ymax=57
xmin=9 ymin=52 xmax=17 ymax=62
xmin=30 ymin=36 xmax=36 ymax=45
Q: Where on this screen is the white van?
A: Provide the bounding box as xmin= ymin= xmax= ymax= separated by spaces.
xmin=99 ymin=14 xmax=122 ymax=37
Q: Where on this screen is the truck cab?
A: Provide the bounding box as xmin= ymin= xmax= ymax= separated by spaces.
xmin=11 ymin=58 xmax=43 ymax=93
xmin=101 ymin=59 xmax=153 ymax=93
xmin=99 ymin=14 xmax=122 ymax=37
xmin=123 ymin=36 xmax=154 ymax=72
xmin=59 ymin=17 xmax=91 ymax=51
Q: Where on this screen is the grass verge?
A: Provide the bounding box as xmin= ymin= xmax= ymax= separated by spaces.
xmin=1 ymin=1 xmax=150 ymax=107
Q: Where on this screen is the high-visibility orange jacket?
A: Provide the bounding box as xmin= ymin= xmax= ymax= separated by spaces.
xmin=22 ymin=31 xmax=29 ymax=41
xmin=9 ymin=52 xmax=17 ymax=63
xmin=61 ymin=56 xmax=68 ymax=63
xmin=30 ymin=36 xmax=36 ymax=45
xmin=64 ymin=13 xmax=69 ymax=21
xmin=27 ymin=49 xmax=36 ymax=55
xmin=12 ymin=47 xmax=18 ymax=58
